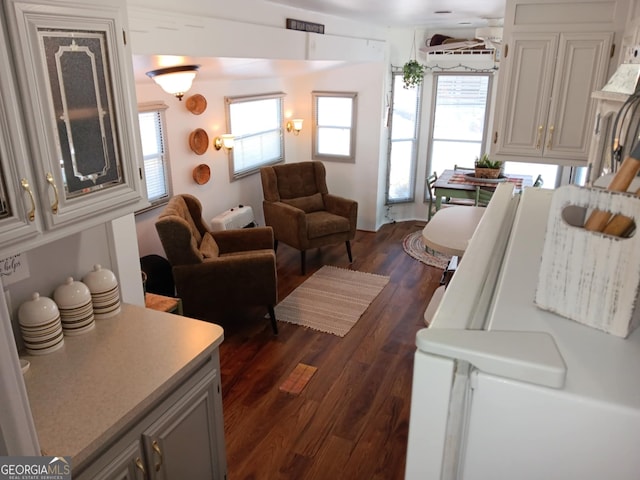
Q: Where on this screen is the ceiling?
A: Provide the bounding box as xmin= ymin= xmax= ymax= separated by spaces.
xmin=263 ymin=0 xmax=506 ymax=29
xmin=133 ymin=0 xmax=506 ymax=84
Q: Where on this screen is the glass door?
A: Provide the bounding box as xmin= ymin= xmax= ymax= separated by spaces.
xmin=427 ymin=73 xmax=492 ymax=178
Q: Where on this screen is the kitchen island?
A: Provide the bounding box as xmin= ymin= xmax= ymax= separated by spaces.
xmin=21 ymin=303 xmax=226 ymax=479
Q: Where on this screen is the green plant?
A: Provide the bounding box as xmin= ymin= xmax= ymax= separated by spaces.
xmin=474 ymin=154 xmax=502 ymax=169
xmin=402 ymin=60 xmax=425 ymax=89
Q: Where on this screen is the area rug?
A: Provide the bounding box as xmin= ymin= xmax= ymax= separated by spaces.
xmin=402 ymin=230 xmax=451 ymax=270
xmin=274 ymin=265 xmax=390 ymax=337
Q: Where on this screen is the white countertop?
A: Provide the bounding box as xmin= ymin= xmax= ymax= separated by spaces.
xmin=488 ymin=187 xmax=640 ymax=409
xmin=21 ymin=303 xmax=224 ymax=468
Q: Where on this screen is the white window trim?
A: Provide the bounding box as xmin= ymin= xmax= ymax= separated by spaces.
xmin=312 ymin=91 xmax=357 ymax=163
xmin=136 ymin=101 xmax=172 ymax=214
xmin=225 ymin=92 xmax=285 ymax=180
xmin=386 ymin=71 xmax=422 ymax=204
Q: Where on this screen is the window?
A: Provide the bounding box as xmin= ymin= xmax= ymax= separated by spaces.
xmin=226 ymin=93 xmax=284 ymax=179
xmin=312 ymin=91 xmax=357 ymax=162
xmin=386 ymin=72 xmax=421 ymax=203
xmin=426 ymin=73 xmax=492 ymax=199
xmin=137 ymin=102 xmax=171 ymax=212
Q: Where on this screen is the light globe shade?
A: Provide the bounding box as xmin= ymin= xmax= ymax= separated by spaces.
xmin=221 ymin=134 xmax=235 ymax=150
xmin=146 ymin=65 xmax=200 ymax=100
xmin=292 ymin=118 xmax=304 ymax=131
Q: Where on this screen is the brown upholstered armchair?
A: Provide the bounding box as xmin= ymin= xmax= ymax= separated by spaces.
xmin=260 ymin=161 xmax=358 ymax=274
xmin=155 ymin=194 xmax=278 ymax=334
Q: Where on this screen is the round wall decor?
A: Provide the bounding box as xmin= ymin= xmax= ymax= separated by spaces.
xmin=193 ymin=164 xmax=211 ymax=185
xmin=189 ymin=128 xmax=209 ymax=155
xmin=186 ymin=94 xmax=207 ymax=115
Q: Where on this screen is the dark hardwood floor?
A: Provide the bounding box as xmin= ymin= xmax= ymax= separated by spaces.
xmin=216 ymin=220 xmax=442 ymax=480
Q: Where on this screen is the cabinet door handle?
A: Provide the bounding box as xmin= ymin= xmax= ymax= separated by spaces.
xmin=535 ymin=125 xmax=543 ymax=149
xmin=546 ymin=125 xmax=555 ymax=149
xmin=20 ymin=179 xmax=36 ymax=222
xmin=45 ymin=173 xmax=59 ymax=214
xmin=152 ymin=440 xmax=163 ymax=472
xmin=134 ymin=457 xmax=147 ymax=479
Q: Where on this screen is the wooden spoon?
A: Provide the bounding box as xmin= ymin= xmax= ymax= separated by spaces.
xmin=584 ymin=140 xmax=640 ymax=232
xmin=601 ymin=186 xmax=640 ymax=236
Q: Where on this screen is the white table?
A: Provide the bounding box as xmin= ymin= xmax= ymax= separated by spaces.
xmin=422 ymin=206 xmax=486 ymax=257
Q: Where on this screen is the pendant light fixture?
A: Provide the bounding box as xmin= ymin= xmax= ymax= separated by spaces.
xmin=146 ymin=64 xmax=200 ymax=101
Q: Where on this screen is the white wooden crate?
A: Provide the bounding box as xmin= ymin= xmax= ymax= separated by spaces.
xmin=535 ymin=185 xmax=640 ymax=338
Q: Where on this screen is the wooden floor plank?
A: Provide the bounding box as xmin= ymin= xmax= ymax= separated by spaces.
xmin=218 ymin=221 xmax=440 ymax=479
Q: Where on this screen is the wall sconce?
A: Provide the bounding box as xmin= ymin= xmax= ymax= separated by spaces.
xmin=146 ymin=64 xmax=200 ymax=101
xmin=213 ymin=134 xmax=235 ymax=152
xmin=286 ymin=118 xmax=304 ymax=135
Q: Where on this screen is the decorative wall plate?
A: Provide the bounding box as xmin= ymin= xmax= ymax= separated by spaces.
xmin=189 ymin=128 xmax=209 ymax=155
xmin=186 ymin=94 xmax=207 ymax=115
xmin=193 ymin=164 xmax=211 ymax=185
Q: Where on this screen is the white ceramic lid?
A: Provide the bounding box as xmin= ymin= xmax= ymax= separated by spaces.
xmin=82 ymin=264 xmax=119 ymax=295
xmin=18 ymin=293 xmax=60 ymax=326
xmin=53 ymin=277 xmax=91 ymax=309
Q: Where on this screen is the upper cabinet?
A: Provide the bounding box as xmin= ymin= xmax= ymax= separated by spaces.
xmin=490 ymin=0 xmax=631 ymax=167
xmin=0 ymin=0 xmax=147 ymax=258
xmin=493 ymin=32 xmax=613 ymax=164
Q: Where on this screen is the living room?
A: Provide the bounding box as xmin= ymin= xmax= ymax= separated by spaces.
xmin=2 ymin=0 xmax=640 ymax=477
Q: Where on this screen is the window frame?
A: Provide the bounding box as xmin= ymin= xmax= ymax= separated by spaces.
xmin=425 ymin=72 xmax=493 ymax=203
xmin=136 ymin=101 xmax=172 ymax=214
xmin=225 ymin=92 xmax=285 ymax=180
xmin=312 ymin=91 xmax=357 ymax=163
xmin=386 ymin=71 xmax=422 ymax=204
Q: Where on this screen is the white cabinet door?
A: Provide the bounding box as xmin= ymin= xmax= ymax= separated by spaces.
xmin=0 ymin=13 xmax=46 ymax=249
xmin=546 ymin=32 xmax=613 ymax=162
xmin=3 ymin=0 xmax=144 ymax=235
xmin=142 ymin=369 xmax=226 ymax=480
xmin=493 ymin=32 xmax=613 ymax=165
xmin=91 ymin=440 xmax=146 ymax=480
xmin=0 ymin=42 xmax=42 ymax=247
xmin=493 ymin=33 xmax=558 ymax=158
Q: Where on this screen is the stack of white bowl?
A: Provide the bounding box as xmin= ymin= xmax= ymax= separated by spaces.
xmin=53 ymin=277 xmax=95 ymax=335
xmin=82 ymin=264 xmax=121 ymax=319
xmin=18 ymin=293 xmax=64 ymax=355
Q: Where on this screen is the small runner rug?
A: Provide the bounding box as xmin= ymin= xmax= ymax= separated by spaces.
xmin=402 ymin=230 xmax=452 ymax=270
xmin=274 ymin=265 xmax=390 ymax=337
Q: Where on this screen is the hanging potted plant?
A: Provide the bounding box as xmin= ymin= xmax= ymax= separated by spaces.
xmin=403 ymin=60 xmax=425 ymax=88
xmin=402 ymin=31 xmax=425 ymax=89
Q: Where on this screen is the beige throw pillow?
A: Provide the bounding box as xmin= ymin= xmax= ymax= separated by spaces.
xmin=199 ymin=232 xmax=220 ymax=259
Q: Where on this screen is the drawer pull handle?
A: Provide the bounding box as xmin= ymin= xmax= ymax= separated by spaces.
xmin=20 ymin=178 xmax=36 ymax=222
xmin=546 ymin=125 xmax=555 ymax=149
xmin=135 ymin=457 xmax=147 ymax=479
xmin=535 ymin=125 xmax=543 ymax=150
xmin=152 ymin=440 xmax=163 ymax=472
xmin=45 ymin=173 xmax=59 ymax=214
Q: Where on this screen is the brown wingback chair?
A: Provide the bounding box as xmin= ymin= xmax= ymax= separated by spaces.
xmin=155 ymin=194 xmax=278 ymax=334
xmin=260 ymin=161 xmax=358 ymax=274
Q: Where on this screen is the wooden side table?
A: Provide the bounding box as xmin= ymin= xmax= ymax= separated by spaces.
xmin=145 ymin=292 xmax=183 ymax=315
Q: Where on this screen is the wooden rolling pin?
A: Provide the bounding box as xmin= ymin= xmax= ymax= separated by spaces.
xmin=584 ymin=140 xmax=640 ymax=232
xmin=602 ymin=186 xmax=640 ymax=236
